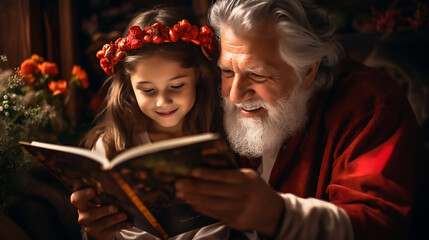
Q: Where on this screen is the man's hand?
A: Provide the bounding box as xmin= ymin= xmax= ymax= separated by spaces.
xmin=70 ymin=188 xmax=133 ymax=240
xmin=175 ymin=168 xmax=284 ymax=236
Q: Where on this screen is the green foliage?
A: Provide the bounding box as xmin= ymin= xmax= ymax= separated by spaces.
xmin=0 ymin=54 xmax=90 ymax=212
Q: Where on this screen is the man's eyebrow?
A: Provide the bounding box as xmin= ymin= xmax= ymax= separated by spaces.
xmin=217 ymin=61 xmax=228 ymax=69
xmin=247 ymin=67 xmax=264 ymax=72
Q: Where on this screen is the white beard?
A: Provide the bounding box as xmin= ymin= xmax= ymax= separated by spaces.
xmin=222 ymin=84 xmax=312 ymax=158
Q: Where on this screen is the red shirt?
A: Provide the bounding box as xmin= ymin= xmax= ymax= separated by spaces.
xmin=240 ymin=58 xmax=424 ymax=239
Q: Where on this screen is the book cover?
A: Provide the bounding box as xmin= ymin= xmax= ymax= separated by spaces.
xmin=19 ymin=133 xmax=236 ymax=239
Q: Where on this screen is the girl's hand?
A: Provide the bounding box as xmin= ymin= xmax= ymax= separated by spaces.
xmin=175 ymin=168 xmax=285 ymax=237
xmin=70 ymin=188 xmax=133 ymax=240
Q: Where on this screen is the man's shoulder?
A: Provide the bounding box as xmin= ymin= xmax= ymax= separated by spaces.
xmin=327 ymin=58 xmax=409 ymax=111
xmin=335 ymin=58 xmax=405 ymax=102
xmin=320 ymin=57 xmax=414 ymax=128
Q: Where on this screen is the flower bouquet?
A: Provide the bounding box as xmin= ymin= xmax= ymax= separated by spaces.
xmin=0 ymin=53 xmax=90 ymax=212
xmin=364 ymin=4 xmax=429 ymax=33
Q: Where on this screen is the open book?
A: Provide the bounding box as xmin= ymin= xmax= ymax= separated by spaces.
xmin=20 ymin=132 xmax=236 ymax=239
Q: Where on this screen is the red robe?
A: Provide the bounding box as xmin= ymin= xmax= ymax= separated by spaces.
xmin=240 ymin=58 xmax=424 ymax=239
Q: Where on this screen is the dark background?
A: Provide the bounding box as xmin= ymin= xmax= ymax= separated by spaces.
xmin=0 ymin=0 xmax=428 ymax=239
xmin=1 ymin=0 xmax=428 ymax=138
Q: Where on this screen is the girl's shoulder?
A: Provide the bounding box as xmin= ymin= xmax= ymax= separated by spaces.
xmin=137 ymin=131 xmax=152 ymax=145
xmin=93 ymin=135 xmax=107 ymax=156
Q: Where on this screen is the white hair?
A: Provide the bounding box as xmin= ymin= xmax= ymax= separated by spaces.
xmin=209 ymin=0 xmax=344 ymax=89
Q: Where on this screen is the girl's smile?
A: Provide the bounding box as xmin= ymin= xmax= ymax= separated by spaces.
xmin=155 ymin=108 xmax=179 ymax=117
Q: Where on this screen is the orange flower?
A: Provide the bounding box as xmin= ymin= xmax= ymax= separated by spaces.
xmin=20 ymin=58 xmax=40 ymax=76
xmin=39 ymin=61 xmax=59 ymax=76
xmin=48 ymin=80 xmax=67 ymax=95
xmin=31 ymin=54 xmax=44 ymax=63
xmin=71 ymin=65 xmax=89 ymax=88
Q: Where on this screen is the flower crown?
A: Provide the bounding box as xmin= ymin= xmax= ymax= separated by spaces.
xmin=96 ymin=19 xmax=217 ymax=75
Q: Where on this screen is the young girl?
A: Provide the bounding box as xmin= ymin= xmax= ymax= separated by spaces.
xmin=84 ymin=7 xmax=221 ymax=159
xmin=72 ymin=7 xmax=231 ymax=240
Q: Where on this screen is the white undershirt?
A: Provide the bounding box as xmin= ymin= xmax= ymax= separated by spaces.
xmin=259 ymin=149 xmax=279 ymax=183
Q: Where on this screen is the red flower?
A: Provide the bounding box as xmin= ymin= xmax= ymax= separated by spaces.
xmin=112 ymin=51 xmax=125 ymax=65
xmin=72 ymin=65 xmax=89 ymax=89
xmin=199 ymin=26 xmax=215 ymax=51
xmin=20 ymin=58 xmax=40 ymax=77
xmin=96 ymin=42 xmax=121 ymax=74
xmin=127 ymin=26 xmax=145 ymax=47
xmin=116 ymin=38 xmax=129 ymax=52
xmin=39 ymin=61 xmax=59 ymax=76
xmin=169 ymin=29 xmax=179 ymax=42
xmin=127 ymin=26 xmax=145 ymax=49
xmin=96 ymin=44 xmax=109 ymax=59
xmin=408 ymin=5 xmax=429 ymax=31
xmin=144 ymin=23 xmax=171 ymax=44
xmin=31 ymin=54 xmax=44 ymax=64
xmin=100 ymin=58 xmax=113 ymax=75
xmin=173 ymin=20 xmax=199 ymax=44
xmin=104 ymin=43 xmax=118 ymax=61
xmin=48 ymin=80 xmax=67 ymax=95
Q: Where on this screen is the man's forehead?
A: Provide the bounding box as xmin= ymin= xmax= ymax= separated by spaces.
xmin=220 ymin=27 xmax=251 ymax=54
xmin=219 ymin=25 xmax=281 ymax=64
xmin=218 ymin=41 xmax=255 ymax=66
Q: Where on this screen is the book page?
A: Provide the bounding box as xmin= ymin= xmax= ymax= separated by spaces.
xmin=28 ymin=141 xmax=110 ymax=167
xmin=108 ymin=132 xmax=221 ymax=169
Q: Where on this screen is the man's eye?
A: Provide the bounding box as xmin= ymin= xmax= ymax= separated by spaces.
xmin=221 ymin=69 xmax=234 ymax=77
xmin=171 ymin=83 xmax=184 ymax=89
xmin=249 ymin=73 xmax=268 ymax=81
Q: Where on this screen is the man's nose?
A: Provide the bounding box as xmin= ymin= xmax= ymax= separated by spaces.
xmin=156 ymin=92 xmax=173 ymax=107
xmin=229 ymin=74 xmax=255 ymax=104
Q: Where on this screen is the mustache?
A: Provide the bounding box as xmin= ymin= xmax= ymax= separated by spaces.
xmin=234 ymin=98 xmax=264 ymax=106
xmin=223 ymin=97 xmax=269 ymax=109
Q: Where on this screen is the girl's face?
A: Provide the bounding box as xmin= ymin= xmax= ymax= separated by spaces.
xmin=130 ymin=53 xmax=197 ymax=132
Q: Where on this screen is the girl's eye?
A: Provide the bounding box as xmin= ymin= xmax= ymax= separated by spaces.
xmin=171 ymin=83 xmax=184 ymax=89
xmin=141 ymin=88 xmax=155 ymax=93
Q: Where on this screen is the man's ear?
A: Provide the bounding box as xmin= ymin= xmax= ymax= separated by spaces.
xmin=303 ymin=61 xmax=320 ymax=87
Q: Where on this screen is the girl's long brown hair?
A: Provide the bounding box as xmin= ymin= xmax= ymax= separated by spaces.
xmin=83 ymin=7 xmax=221 ymax=159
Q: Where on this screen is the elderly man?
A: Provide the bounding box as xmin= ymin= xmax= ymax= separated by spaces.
xmin=175 ymin=0 xmax=424 ymax=239
xmin=71 ymin=0 xmax=424 ymax=239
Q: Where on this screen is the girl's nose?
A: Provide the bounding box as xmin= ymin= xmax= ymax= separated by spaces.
xmin=156 ymin=93 xmax=173 ymax=107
